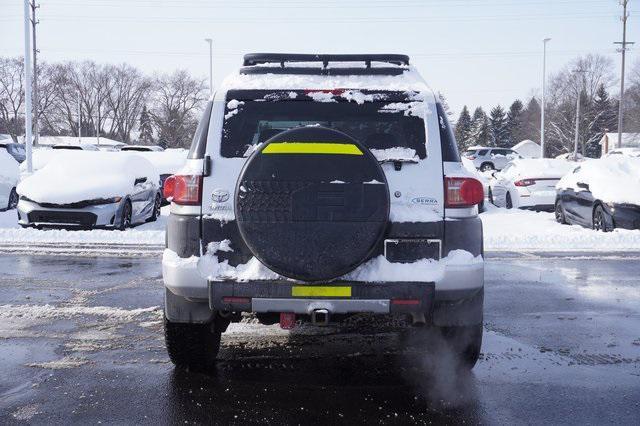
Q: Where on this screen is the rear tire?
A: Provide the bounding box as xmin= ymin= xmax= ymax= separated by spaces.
xmin=555 ymin=200 xmax=567 ymax=224
xmin=488 ymin=188 xmax=494 ymax=205
xmin=480 ymin=162 xmax=494 ymax=172
xmin=164 ymin=316 xmax=221 ymax=372
xmin=7 ymin=188 xmax=18 ymax=210
xmin=506 ymin=192 xmax=513 ymax=209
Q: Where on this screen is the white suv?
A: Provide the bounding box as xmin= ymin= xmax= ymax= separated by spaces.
xmin=464 ymin=147 xmax=521 ymax=171
xmin=162 ymin=53 xmax=485 ymax=371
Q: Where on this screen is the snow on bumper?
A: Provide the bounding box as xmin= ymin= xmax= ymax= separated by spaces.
xmin=162 ymin=247 xmax=484 ymax=302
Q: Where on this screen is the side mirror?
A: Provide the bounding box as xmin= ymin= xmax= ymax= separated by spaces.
xmin=134 ymin=177 xmax=147 ymax=185
xmin=577 ymin=182 xmax=590 ymax=191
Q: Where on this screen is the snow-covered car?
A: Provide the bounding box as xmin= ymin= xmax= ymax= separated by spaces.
xmin=555 ymin=152 xmax=585 ymax=161
xmin=0 ymin=141 xmax=26 ymax=163
xmin=462 ymin=157 xmax=488 ymax=212
xmin=605 ymin=148 xmax=640 ymax=158
xmin=555 ymin=156 xmax=640 ymax=231
xmin=489 ymin=158 xmax=575 ymax=211
xmin=52 ymin=143 xmax=99 ymax=151
xmin=0 ymin=150 xmax=19 ymax=210
xmin=464 ymin=147 xmax=521 ymax=171
xmin=120 ymin=145 xmax=164 ymax=152
xmin=162 ymin=53 xmax=485 ymax=372
xmin=17 ymin=151 xmax=162 ymax=229
xmin=121 ymin=150 xmax=187 ymax=204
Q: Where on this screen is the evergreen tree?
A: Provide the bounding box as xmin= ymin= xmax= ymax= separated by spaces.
xmin=454 ymin=105 xmax=473 ymax=151
xmin=437 ymin=92 xmax=454 ymax=117
xmin=586 ymin=84 xmax=616 ymax=157
xmin=470 ymin=107 xmax=491 ymax=146
xmin=489 ymin=105 xmax=509 ymax=147
xmin=139 ymin=105 xmax=154 ymax=144
xmin=521 ymin=97 xmax=542 ymax=143
xmin=506 ymin=99 xmax=524 ymax=145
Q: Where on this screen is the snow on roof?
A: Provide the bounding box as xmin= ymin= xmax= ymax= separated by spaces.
xmin=599 ymin=132 xmax=640 ymax=148
xmin=17 ymin=151 xmax=158 ymax=204
xmin=218 ymin=64 xmax=432 ymax=96
xmin=557 ymin=156 xmax=640 ymax=205
xmin=36 ymin=136 xmax=125 ymax=147
xmin=501 ymin=158 xmax=576 ymax=180
xmin=511 ymin=139 xmax=541 ymax=158
xmin=0 ymin=150 xmax=19 ymax=182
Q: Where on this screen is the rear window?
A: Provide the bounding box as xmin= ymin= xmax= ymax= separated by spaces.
xmin=478 ymin=149 xmax=489 ymax=155
xmin=220 ymin=95 xmax=427 ymax=159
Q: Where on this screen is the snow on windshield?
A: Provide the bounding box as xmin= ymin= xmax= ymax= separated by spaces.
xmin=18 ymin=151 xmax=159 ymax=204
xmin=557 ymin=156 xmax=640 ymax=205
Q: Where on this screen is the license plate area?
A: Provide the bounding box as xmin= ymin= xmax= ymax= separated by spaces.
xmin=384 ymin=239 xmax=441 ymax=263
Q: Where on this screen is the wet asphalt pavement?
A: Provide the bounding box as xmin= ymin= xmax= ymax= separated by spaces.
xmin=0 ymin=252 xmax=639 ymax=425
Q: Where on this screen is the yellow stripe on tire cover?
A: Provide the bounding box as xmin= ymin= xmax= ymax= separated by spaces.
xmin=262 ymin=142 xmax=363 ymax=155
xmin=291 ymin=286 xmax=352 ymax=297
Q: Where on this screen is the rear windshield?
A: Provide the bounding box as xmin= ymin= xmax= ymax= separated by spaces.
xmin=121 ymin=147 xmax=150 ymax=152
xmin=52 ymin=145 xmax=82 ymax=150
xmin=220 ymin=97 xmax=427 ymax=159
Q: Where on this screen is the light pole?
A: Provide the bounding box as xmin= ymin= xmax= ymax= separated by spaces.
xmin=204 ymin=38 xmax=213 ymax=98
xmin=23 ymin=0 xmax=33 ymax=173
xmin=573 ymin=69 xmax=586 ymax=159
xmin=540 ymin=38 xmax=551 ymax=158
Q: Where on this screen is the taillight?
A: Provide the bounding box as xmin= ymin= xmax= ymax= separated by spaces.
xmin=465 ymin=155 xmax=476 ymax=160
xmin=163 ymin=175 xmax=176 ymax=200
xmin=514 ymin=179 xmax=536 ymax=187
xmin=445 ymin=177 xmax=484 ymax=208
xmin=169 ymin=175 xmax=202 ymax=205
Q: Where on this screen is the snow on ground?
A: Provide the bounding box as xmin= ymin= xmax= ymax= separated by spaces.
xmin=481 ymin=204 xmax=640 ymax=251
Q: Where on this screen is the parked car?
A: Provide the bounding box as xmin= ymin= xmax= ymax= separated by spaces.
xmin=121 ymin=150 xmax=187 ymax=204
xmin=0 ymin=150 xmax=19 ymax=210
xmin=605 ymin=148 xmax=640 ymax=158
xmin=463 ymin=147 xmax=521 ymax=171
xmin=161 ymin=53 xmax=485 ymax=371
xmin=489 ymin=158 xmax=575 ymax=211
xmin=0 ymin=141 xmax=26 ymax=163
xmin=52 ymin=144 xmax=99 ymax=151
xmin=555 ymin=157 xmax=640 ymax=231
xmin=17 ymin=151 xmax=161 ymax=229
xmin=120 ymin=145 xmax=165 ymax=152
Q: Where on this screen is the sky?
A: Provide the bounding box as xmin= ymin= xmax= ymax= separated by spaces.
xmin=0 ymin=0 xmax=638 ymax=116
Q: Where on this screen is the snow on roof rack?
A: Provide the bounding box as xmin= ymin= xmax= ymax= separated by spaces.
xmin=240 ymin=53 xmax=411 ymax=76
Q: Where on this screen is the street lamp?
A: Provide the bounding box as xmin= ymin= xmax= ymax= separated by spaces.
xmin=204 ymin=38 xmax=213 ymax=98
xmin=540 ymin=38 xmax=551 ymax=158
xmin=573 ymin=68 xmax=587 ymax=159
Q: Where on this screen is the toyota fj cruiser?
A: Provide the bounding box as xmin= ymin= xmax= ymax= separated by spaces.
xmin=162 ymin=53 xmax=484 ymax=371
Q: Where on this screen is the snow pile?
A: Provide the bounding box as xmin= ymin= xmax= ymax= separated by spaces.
xmin=499 ymin=158 xmax=576 ymax=180
xmin=17 ymin=151 xmax=159 ymax=204
xmin=481 ymin=205 xmax=640 ymax=251
xmin=370 ymin=147 xmax=418 ymax=162
xmin=557 ymin=156 xmax=640 ymax=205
xmin=0 ymin=149 xmax=19 ymax=185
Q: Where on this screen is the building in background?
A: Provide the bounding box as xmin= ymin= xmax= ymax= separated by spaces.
xmin=512 ymin=139 xmax=542 ymax=159
xmin=599 ymin=133 xmax=640 ymax=157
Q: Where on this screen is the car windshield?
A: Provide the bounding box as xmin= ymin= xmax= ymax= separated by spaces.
xmin=464 ymin=150 xmax=477 ymax=156
xmin=220 ymin=98 xmax=427 ymax=159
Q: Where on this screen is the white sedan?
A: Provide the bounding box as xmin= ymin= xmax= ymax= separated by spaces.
xmin=489 ymin=158 xmax=576 ymax=211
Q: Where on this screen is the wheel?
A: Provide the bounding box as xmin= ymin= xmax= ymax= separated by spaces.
xmin=488 ymin=188 xmax=494 ymax=205
xmin=119 ymin=200 xmax=132 ymax=230
xmin=506 ymin=192 xmax=513 ymax=209
xmin=7 ymin=188 xmax=18 ymax=210
xmin=592 ymin=204 xmax=611 ymax=232
xmin=555 ymin=200 xmax=566 ymax=224
xmin=164 ymin=316 xmax=221 ymax=372
xmin=146 ymin=194 xmax=161 ymax=223
xmin=480 ymin=162 xmax=494 ymax=172
xmin=403 ymin=324 xmax=483 ymax=370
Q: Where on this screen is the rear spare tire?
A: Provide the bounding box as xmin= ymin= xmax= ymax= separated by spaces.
xmin=235 ymin=127 xmax=390 ymax=282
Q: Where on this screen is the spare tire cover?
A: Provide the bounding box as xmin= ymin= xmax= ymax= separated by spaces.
xmin=235 ymin=126 xmax=390 ymax=282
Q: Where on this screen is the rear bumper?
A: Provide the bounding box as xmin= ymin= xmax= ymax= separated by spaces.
xmin=516 ymin=190 xmax=556 ymax=211
xmin=610 ymin=203 xmax=640 ymax=230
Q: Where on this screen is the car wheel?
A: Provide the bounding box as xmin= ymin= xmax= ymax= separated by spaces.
xmin=592 ymin=204 xmax=611 ymax=232
xmin=146 ymin=194 xmax=161 ymax=223
xmin=8 ymin=188 xmax=18 ymax=210
xmin=480 ymin=162 xmax=494 ymax=172
xmin=119 ymin=200 xmax=132 ymax=230
xmin=488 ymin=188 xmax=494 ymax=205
xmin=555 ymin=200 xmax=567 ymax=224
xmin=506 ymin=192 xmax=513 ymax=209
xmin=164 ymin=316 xmax=221 ymax=372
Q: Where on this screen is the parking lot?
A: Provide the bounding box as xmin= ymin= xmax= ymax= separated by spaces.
xmin=1 ymin=252 xmax=638 ymax=424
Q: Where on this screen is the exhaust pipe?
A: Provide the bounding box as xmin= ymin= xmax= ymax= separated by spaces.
xmin=311 ymin=309 xmax=330 ymax=326
xmin=411 ymin=312 xmax=426 ymax=326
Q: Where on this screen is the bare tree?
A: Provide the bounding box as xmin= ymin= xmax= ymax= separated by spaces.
xmin=0 ymin=57 xmax=25 ymax=141
xmin=104 ymin=63 xmax=151 ymax=142
xmin=150 ymin=70 xmax=207 ymax=148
